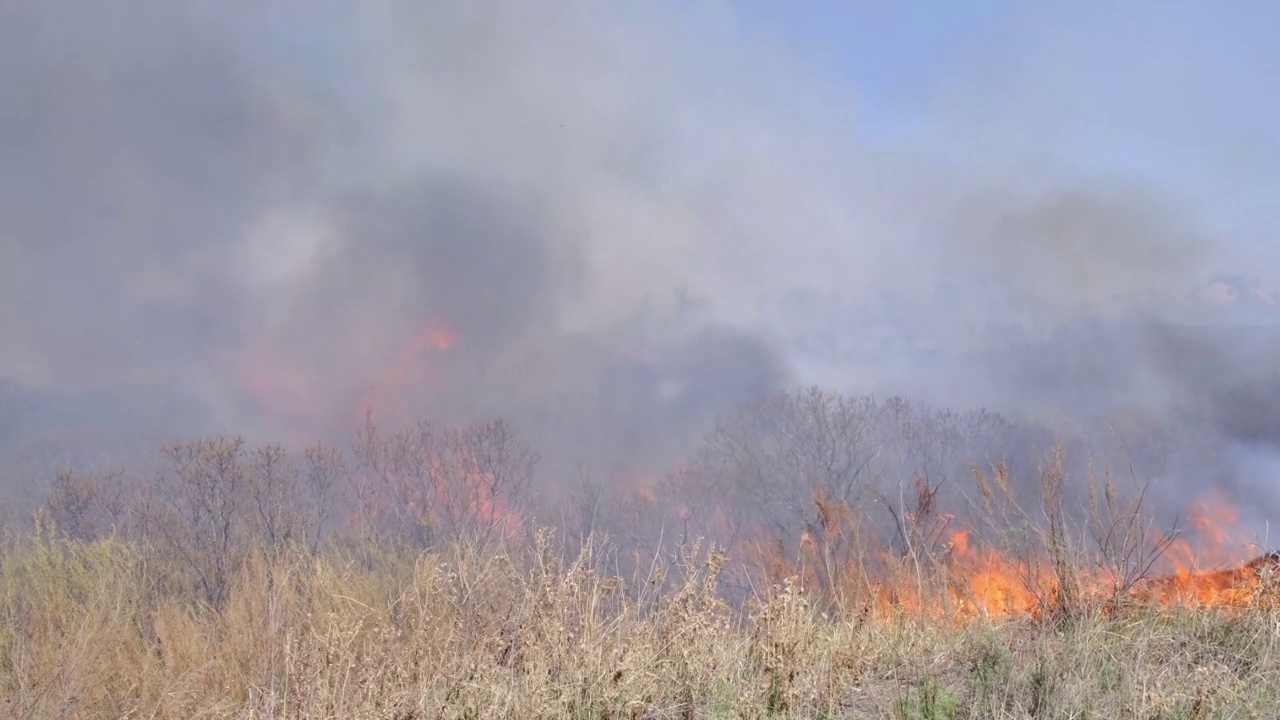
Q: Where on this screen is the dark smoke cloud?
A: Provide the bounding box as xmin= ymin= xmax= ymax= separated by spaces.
xmin=327 ymin=178 xmax=582 ymax=355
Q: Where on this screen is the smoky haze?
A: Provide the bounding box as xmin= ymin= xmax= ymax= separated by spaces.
xmin=2 ymin=1 xmax=1279 ymax=524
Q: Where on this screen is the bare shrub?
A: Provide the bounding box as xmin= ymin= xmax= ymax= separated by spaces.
xmin=351 ymin=415 xmax=538 ymax=549
xmin=301 ymin=442 xmax=347 ymax=552
xmin=442 ymin=418 xmax=539 ymax=545
xmin=558 ymin=464 xmax=605 ymax=561
xmin=149 ymin=435 xmax=254 ymax=606
xmin=247 ymin=443 xmax=304 ymax=552
xmin=44 ymin=467 xmax=131 ymax=541
xmin=1084 ymin=462 xmax=1182 ymax=607
xmin=675 ymin=388 xmax=881 ymax=583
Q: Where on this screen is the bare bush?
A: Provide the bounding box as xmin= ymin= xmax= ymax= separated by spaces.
xmin=150 ymin=436 xmax=254 ymax=606
xmin=351 ymin=415 xmax=539 ymax=549
xmin=680 ymin=387 xmax=881 ymax=561
xmin=1085 ymin=463 xmax=1182 ymax=605
xmin=247 ymin=443 xmax=304 ymax=551
xmin=301 ymin=442 xmax=347 ymax=552
xmin=442 ymin=418 xmax=539 ymax=545
xmin=44 ymin=467 xmax=131 ymax=541
xmin=558 ymin=464 xmax=604 ymax=560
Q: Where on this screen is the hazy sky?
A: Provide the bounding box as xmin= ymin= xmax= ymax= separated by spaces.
xmin=753 ymin=0 xmax=1279 ymax=262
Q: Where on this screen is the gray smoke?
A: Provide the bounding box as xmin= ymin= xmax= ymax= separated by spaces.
xmin=0 ymin=1 xmax=812 ymax=486
xmin=2 ymin=1 xmax=1278 ymax=524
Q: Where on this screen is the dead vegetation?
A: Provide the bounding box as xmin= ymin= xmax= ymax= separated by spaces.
xmin=5 ymin=388 xmax=1280 ymax=718
xmin=4 ymin=523 xmax=1280 ymax=719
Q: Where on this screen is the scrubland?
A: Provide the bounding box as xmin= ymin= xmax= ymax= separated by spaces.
xmin=5 ymin=527 xmax=1280 ymax=719
xmin=3 ymin=390 xmax=1279 ymax=719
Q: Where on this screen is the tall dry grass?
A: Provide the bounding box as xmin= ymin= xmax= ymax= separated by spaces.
xmin=8 ymin=418 xmax=1280 ymax=718
xmin=4 ymin=520 xmax=1280 ymax=720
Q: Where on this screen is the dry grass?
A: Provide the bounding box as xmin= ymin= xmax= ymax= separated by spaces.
xmin=4 ymin=524 xmax=1280 ymax=720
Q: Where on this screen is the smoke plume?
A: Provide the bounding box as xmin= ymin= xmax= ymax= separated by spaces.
xmin=2 ymin=1 xmax=1278 ymax=520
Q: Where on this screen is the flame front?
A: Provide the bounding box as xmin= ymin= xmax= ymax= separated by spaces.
xmin=934 ymin=495 xmax=1273 ymax=619
xmin=944 ymin=529 xmax=1047 ymax=618
xmin=238 ymin=314 xmax=1277 ymax=619
xmin=717 ymin=488 xmax=1276 ymax=622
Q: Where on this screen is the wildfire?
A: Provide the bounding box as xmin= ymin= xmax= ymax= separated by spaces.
xmin=743 ymin=489 xmax=1277 ymax=623
xmin=939 ymin=537 xmax=1274 ymax=619
xmin=1130 ymin=552 xmax=1280 ymax=607
xmin=1119 ymin=488 xmax=1278 ymax=608
xmin=341 ymin=319 xmax=526 ymax=541
xmin=345 ymin=434 xmax=526 ymax=544
xmin=943 ymin=528 xmax=1047 ymax=618
xmin=355 ymin=320 xmax=458 ymax=427
xmin=1164 ymin=488 xmax=1246 ymax=573
xmin=234 ymin=311 xmax=1278 ymax=619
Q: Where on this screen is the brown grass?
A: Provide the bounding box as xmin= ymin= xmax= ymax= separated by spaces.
xmin=4 ymin=523 xmax=1280 ymax=720
xmin=8 ymin=418 xmax=1279 ymax=718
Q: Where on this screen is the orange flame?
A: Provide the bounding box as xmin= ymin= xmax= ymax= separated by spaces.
xmin=355 ymin=320 xmax=458 ymax=427
xmin=732 ymin=489 xmax=1275 ymax=622
xmin=1164 ymin=488 xmax=1249 ymax=573
xmin=343 ymin=319 xmax=527 ymax=540
xmin=943 ymin=529 xmax=1046 ymax=618
xmin=347 ymin=440 xmax=525 ymax=543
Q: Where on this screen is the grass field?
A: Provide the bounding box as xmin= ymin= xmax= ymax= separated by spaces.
xmin=4 ymin=521 xmax=1280 ymax=720
xmin=5 ymin=422 xmax=1277 ymax=718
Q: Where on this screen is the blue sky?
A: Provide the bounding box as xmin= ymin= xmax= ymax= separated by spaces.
xmin=738 ymin=1 xmax=1015 ymax=136
xmin=737 ymin=1 xmax=1279 ymax=270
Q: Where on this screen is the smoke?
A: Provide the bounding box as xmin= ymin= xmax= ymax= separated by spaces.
xmin=0 ymin=1 xmax=821 ymax=481
xmin=2 ymin=1 xmax=1278 ymax=513
xmin=951 ymin=182 xmax=1207 ymax=316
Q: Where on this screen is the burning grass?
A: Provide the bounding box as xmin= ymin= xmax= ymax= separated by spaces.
xmin=4 ymin=525 xmax=1280 ymax=719
xmin=10 ymin=426 xmax=1280 ymax=717
xmin=718 ymin=446 xmax=1280 ymax=628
